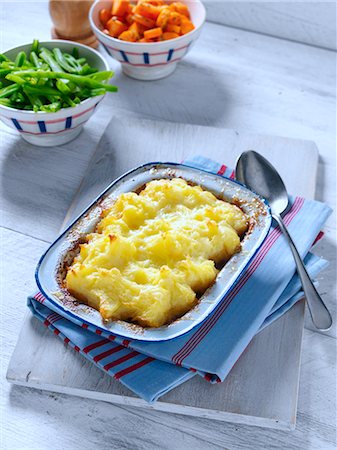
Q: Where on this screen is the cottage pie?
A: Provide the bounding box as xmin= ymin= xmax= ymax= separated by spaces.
xmin=65 ymin=178 xmax=249 ymax=327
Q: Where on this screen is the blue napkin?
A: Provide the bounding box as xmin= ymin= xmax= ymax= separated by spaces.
xmin=27 ymin=157 xmax=331 ymax=402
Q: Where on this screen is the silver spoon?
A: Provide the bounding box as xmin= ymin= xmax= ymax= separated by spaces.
xmin=236 ymin=150 xmax=332 ymax=331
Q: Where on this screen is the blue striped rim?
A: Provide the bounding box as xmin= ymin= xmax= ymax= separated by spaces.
xmin=101 ymin=42 xmax=111 ymax=56
xmin=143 ymin=53 xmax=150 ymax=64
xmin=167 ymin=49 xmax=174 ymax=62
xmin=38 ymin=121 xmax=46 ymax=133
xmin=11 ymin=118 xmax=22 ymax=131
xmin=120 ymin=50 xmax=129 ymax=62
xmin=65 ymin=117 xmax=72 ymax=129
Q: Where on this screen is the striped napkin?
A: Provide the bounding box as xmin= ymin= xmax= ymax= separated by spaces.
xmin=27 ymin=156 xmax=331 ymax=403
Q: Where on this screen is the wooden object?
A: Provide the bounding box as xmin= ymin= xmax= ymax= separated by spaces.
xmin=7 ymin=118 xmax=319 ymax=430
xmin=49 ymin=0 xmax=98 ymax=48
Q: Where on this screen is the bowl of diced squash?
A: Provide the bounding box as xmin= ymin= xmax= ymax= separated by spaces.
xmin=89 ymin=0 xmax=206 ymax=80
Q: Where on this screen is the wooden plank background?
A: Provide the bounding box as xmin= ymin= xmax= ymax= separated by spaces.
xmin=204 ymin=0 xmax=337 ymax=50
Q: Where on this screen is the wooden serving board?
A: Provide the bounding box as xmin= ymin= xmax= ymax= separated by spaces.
xmin=7 ymin=118 xmax=319 ymax=430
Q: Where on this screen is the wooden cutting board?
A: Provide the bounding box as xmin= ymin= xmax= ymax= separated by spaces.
xmin=7 ymin=118 xmax=319 ymax=430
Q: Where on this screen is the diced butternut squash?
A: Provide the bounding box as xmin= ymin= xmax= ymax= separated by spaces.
xmin=166 ymin=24 xmax=180 ymax=34
xmin=180 ymin=16 xmax=194 ymax=34
xmin=156 ymin=8 xmax=170 ymax=28
xmin=99 ymin=8 xmax=113 ymax=26
xmin=162 ymin=31 xmax=179 ymax=40
xmin=106 ymin=17 xmax=128 ymax=37
xmin=168 ymin=11 xmax=183 ymax=25
xmin=135 ymin=2 xmax=161 ymax=19
xmin=112 ymin=0 xmax=130 ymax=17
xmin=133 ymin=13 xmax=156 ymax=28
xmin=143 ymin=27 xmax=162 ymax=39
xmin=169 ymin=2 xmax=190 ymax=18
xmin=128 ymin=21 xmax=145 ymax=39
xmin=100 ymin=1 xmax=194 ymax=42
xmin=119 ymin=30 xmax=137 ymax=41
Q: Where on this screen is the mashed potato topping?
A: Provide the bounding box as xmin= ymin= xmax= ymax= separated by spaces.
xmin=65 ymin=178 xmax=248 ymax=327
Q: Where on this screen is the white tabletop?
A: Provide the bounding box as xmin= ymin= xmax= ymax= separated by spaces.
xmin=1 ymin=2 xmax=336 ymax=449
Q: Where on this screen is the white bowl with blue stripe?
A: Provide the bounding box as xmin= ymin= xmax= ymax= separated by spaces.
xmin=0 ymin=40 xmax=110 ymax=147
xmin=89 ymin=0 xmax=206 ymax=81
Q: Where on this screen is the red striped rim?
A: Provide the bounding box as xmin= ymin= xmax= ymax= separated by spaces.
xmin=114 ymin=357 xmax=155 ymax=380
xmin=122 ymin=57 xmax=182 ymax=67
xmin=83 ymin=338 xmax=108 ymax=354
xmin=93 ymin=345 xmax=124 ymax=363
xmin=54 ymin=329 xmax=60 ymax=336
xmin=172 ymin=197 xmax=304 ymax=365
xmin=101 ymin=41 xmax=188 ymax=56
xmin=229 ymin=170 xmax=235 ymax=179
xmin=122 ymin=339 xmax=130 ymax=347
xmin=104 ymin=350 xmax=139 ymax=371
xmin=82 ymin=323 xmax=88 ymax=329
xmin=3 ymin=104 xmax=96 ymax=125
xmin=217 ymin=164 xmax=227 ymax=175
xmin=74 ymin=345 xmax=80 ymax=352
xmin=16 ymin=119 xmax=87 ymax=136
xmin=95 ymin=329 xmax=102 ymax=335
xmin=64 ymin=337 xmax=70 ymax=344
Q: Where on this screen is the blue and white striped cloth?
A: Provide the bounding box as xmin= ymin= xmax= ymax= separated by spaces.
xmin=28 ymin=156 xmax=331 ymax=402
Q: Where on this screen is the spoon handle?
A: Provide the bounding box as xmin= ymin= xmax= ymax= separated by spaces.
xmin=273 ymin=214 xmax=332 ymax=331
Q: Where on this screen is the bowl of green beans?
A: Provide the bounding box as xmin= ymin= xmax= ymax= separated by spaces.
xmin=0 ymin=40 xmax=117 ymax=146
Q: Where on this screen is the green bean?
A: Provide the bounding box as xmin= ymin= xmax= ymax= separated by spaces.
xmin=0 ymin=98 xmax=13 ymax=106
xmin=31 ymin=39 xmax=39 ymax=54
xmin=89 ymin=71 xmax=114 ymax=82
xmin=23 ymin=83 xmax=64 ymax=97
xmin=56 ymin=79 xmax=71 ymax=94
xmin=79 ymin=64 xmax=98 ymax=75
xmin=0 ymin=54 xmax=10 ymax=63
xmin=40 ymin=48 xmax=64 ymax=72
xmin=0 ymin=69 xmax=12 ymax=77
xmin=6 ymin=73 xmax=27 ymax=84
xmin=30 ymin=51 xmax=42 ymax=68
xmin=15 ymin=51 xmax=27 ymax=67
xmin=0 ymin=40 xmax=117 ymax=112
xmin=15 ymin=71 xmax=117 ymax=91
xmin=40 ymin=101 xmax=62 ymax=112
xmin=0 ymin=84 xmax=20 ymax=98
xmin=53 ymin=48 xmax=81 ymax=73
xmin=72 ymin=47 xmax=79 ymax=59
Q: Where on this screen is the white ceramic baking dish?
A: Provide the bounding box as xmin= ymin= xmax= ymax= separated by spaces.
xmin=35 ymin=162 xmax=272 ymax=341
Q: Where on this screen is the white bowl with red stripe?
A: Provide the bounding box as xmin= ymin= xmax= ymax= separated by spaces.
xmin=89 ymin=0 xmax=206 ymax=80
xmin=0 ymin=40 xmax=110 ymax=147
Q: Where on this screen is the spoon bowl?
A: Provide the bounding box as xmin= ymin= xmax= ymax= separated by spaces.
xmin=236 ymin=151 xmax=289 ymax=215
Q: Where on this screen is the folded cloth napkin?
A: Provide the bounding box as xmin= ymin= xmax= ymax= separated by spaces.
xmin=28 ymin=156 xmax=332 ymax=403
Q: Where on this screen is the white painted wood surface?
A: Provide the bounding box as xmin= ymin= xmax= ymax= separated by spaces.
xmin=204 ymin=1 xmax=337 ymax=51
xmin=1 ymin=1 xmax=336 ymax=449
xmin=7 ymin=120 xmax=321 ymax=431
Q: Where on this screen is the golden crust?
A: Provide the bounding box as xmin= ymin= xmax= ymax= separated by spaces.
xmin=65 ymin=178 xmax=248 ymax=327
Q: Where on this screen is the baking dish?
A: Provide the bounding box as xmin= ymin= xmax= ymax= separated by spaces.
xmin=35 ymin=162 xmax=272 ymax=341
